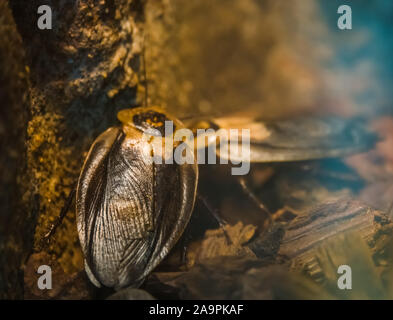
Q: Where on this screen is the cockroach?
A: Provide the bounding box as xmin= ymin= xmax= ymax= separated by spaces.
xmin=44 ymin=106 xmax=376 ymax=291
xmin=77 ymin=106 xmax=198 ymax=289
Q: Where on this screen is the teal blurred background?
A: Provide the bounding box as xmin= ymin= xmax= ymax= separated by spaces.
xmin=319 ymin=0 xmax=393 ymax=116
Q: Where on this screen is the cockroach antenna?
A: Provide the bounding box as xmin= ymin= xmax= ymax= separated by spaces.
xmin=142 ymin=28 xmax=148 ymax=108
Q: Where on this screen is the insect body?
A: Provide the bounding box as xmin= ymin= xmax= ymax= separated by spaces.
xmin=75 ymin=106 xmax=375 ymax=290
xmin=76 ymin=106 xmax=198 ymax=289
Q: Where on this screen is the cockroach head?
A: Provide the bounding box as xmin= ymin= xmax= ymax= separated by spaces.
xmin=117 ymin=106 xmax=177 ymax=136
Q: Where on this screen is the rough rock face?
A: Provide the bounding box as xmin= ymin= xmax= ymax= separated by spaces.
xmin=0 ymin=1 xmax=31 ymax=299
xmin=7 ymin=0 xmax=145 ymax=276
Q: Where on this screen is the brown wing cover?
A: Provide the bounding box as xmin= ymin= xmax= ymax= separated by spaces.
xmin=76 ymin=126 xmax=198 ymax=289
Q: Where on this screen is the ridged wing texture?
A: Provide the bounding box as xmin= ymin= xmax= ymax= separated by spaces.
xmin=76 ymin=126 xmax=197 ymax=289
xmin=215 ymin=116 xmax=376 ymax=162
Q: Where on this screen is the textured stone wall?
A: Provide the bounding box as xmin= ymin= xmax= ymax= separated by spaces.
xmin=0 ymin=1 xmax=31 ymax=299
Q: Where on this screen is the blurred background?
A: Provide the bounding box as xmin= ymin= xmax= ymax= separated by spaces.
xmin=145 ymin=0 xmax=393 ymax=120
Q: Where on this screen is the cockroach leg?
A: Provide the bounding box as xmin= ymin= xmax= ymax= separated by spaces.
xmin=181 ymin=244 xmax=188 ymax=267
xmin=197 ymin=193 xmax=232 ymax=245
xmin=237 ymin=177 xmax=272 ymax=230
xmin=180 ymin=232 xmax=192 ymax=269
xmin=41 ymin=185 xmax=76 ymax=247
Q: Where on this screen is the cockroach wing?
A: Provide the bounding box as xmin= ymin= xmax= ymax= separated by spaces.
xmin=213 ymin=116 xmax=376 ymax=163
xmin=76 ymin=126 xmax=198 ymax=289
